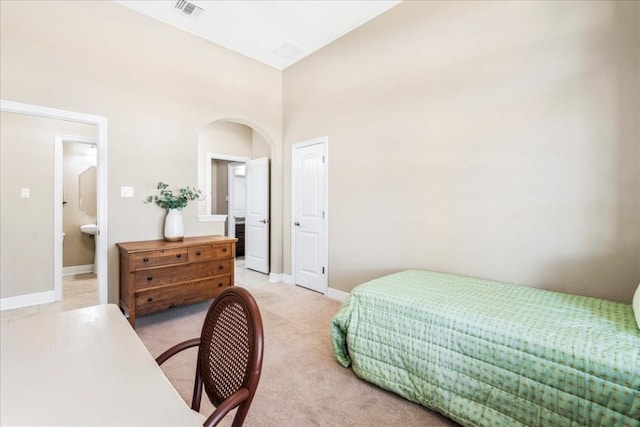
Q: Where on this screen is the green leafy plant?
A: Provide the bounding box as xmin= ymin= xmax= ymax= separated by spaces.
xmin=145 ymin=182 xmax=202 ymax=210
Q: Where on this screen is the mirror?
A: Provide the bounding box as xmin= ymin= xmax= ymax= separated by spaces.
xmin=79 ymin=165 xmax=97 ymax=217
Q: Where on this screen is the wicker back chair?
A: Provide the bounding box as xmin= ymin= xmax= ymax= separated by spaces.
xmin=156 ymin=287 xmax=264 ymax=427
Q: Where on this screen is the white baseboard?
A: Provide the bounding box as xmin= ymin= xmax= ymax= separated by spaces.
xmin=63 ymin=264 xmax=94 ymax=276
xmin=0 ymin=290 xmax=57 ymax=311
xmin=279 ymin=274 xmax=347 ymax=301
xmin=282 ymin=274 xmax=294 ymax=285
xmin=327 ymin=287 xmax=349 ymax=301
xmin=268 ymin=272 xmax=283 ymax=283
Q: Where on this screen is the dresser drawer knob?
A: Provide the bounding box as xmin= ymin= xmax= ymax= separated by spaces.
xmin=222 ymin=247 xmax=227 ymax=252
xmin=147 ymin=297 xmax=153 ymax=302
xmin=147 ymin=276 xmax=153 ymax=281
xmin=218 ymin=265 xmax=224 ymax=270
xmin=195 ymin=251 xmax=201 ymax=256
xmin=218 ymin=283 xmax=223 ymax=287
xmin=176 ymin=254 xmax=182 ymax=258
xmin=143 ymin=257 xmax=149 ymax=262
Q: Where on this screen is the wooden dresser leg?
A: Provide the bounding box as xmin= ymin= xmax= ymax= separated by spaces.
xmin=129 ymin=311 xmax=136 ymax=328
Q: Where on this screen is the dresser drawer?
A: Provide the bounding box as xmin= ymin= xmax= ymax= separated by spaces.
xmin=188 ymin=243 xmax=233 ymax=261
xmin=135 ymin=276 xmax=232 ymax=315
xmin=134 ymin=259 xmax=232 ymax=290
xmin=133 ymin=248 xmax=188 ymax=270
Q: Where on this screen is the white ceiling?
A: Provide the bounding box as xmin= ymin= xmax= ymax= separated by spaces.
xmin=114 ymin=0 xmax=401 ymax=70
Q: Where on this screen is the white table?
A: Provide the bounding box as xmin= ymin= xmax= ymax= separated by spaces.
xmin=0 ymin=304 xmax=201 ymax=426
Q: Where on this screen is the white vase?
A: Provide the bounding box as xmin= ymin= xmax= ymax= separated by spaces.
xmin=164 ymin=208 xmax=184 ymax=241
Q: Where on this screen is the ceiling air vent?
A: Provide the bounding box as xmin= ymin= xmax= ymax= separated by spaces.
xmin=174 ymin=0 xmax=204 ymax=18
xmin=272 ymin=41 xmax=306 ymax=61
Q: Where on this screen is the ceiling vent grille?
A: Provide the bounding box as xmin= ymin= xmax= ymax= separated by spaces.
xmin=174 ymin=0 xmax=204 ymax=18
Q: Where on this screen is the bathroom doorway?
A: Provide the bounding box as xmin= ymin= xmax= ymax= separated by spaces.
xmin=59 ymin=136 xmax=98 ymax=309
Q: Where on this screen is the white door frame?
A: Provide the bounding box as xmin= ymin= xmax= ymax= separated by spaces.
xmin=0 ymin=100 xmax=108 ymax=306
xmin=291 ymin=136 xmax=328 ymax=294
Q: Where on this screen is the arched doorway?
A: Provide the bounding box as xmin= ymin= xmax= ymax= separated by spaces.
xmin=197 ymin=120 xmax=272 ymax=274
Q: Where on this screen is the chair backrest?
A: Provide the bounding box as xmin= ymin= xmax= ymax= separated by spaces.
xmin=196 ymin=286 xmax=264 ymax=426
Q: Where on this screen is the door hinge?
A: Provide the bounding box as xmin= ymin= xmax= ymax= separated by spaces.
xmin=322 ymin=155 xmax=325 ymax=163
xmin=322 ymin=266 xmax=325 ymax=274
xmin=322 ymin=210 xmax=325 ymax=219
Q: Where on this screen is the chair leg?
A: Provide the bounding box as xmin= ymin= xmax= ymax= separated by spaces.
xmin=192 ymin=367 xmax=204 ymax=412
xmin=231 ymin=400 xmax=252 ymax=427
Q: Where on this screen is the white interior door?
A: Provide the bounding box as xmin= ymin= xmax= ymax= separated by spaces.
xmin=292 ymin=138 xmax=327 ymax=294
xmin=245 ymin=157 xmax=269 ymax=273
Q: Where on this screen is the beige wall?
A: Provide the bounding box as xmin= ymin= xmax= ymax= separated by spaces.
xmin=1 ymin=112 xmax=95 ymax=298
xmin=283 ymin=1 xmax=640 ymax=302
xmin=2 ymin=1 xmax=638 ymax=305
xmin=252 ymin=131 xmax=271 ymax=159
xmin=0 ymin=1 xmax=283 ymax=303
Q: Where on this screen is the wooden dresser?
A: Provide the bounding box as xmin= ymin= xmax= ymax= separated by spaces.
xmin=117 ymin=236 xmax=237 ymax=328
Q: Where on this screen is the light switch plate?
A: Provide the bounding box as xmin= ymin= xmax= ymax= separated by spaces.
xmin=20 ymin=188 xmax=30 ymax=198
xmin=121 ymin=186 xmax=134 ymax=198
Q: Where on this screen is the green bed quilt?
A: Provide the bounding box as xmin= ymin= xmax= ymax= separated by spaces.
xmin=331 ymin=270 xmax=640 ymax=426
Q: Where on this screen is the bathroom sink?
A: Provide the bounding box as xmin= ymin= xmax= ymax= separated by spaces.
xmin=80 ymin=224 xmax=98 ymax=235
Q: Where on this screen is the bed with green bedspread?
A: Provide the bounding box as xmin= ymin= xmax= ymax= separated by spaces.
xmin=331 ymin=270 xmax=640 ymax=426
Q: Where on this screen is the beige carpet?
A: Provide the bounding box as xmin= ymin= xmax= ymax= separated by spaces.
xmin=135 ymin=274 xmax=460 ymax=427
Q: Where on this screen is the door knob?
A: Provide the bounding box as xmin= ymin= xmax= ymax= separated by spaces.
xmin=294 ymin=222 xmax=300 ymax=226
xmin=259 ymin=219 xmax=268 ymax=224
